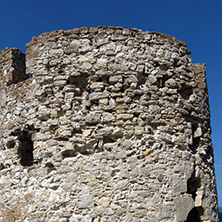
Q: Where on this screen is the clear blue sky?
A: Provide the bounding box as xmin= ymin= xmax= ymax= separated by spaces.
xmin=1 ymin=0 xmax=222 ymax=205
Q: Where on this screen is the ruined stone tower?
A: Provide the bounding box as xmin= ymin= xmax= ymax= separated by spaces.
xmin=0 ymin=27 xmax=219 ymax=221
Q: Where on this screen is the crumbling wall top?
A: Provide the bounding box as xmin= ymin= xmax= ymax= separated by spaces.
xmin=26 ymin=26 xmax=188 ymax=49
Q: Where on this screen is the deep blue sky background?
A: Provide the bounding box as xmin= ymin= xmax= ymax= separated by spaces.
xmin=1 ymin=0 xmax=222 ymax=206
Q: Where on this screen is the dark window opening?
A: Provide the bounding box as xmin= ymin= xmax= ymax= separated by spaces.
xmin=187 ymin=177 xmax=201 ymax=200
xmin=18 ymin=135 xmax=34 ymax=166
xmin=178 ymin=85 xmax=193 ymax=100
xmin=185 ymin=207 xmax=203 ymax=222
xmin=11 ymin=124 xmax=40 ymax=166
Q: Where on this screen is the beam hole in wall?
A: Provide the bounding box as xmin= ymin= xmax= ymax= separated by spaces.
xmin=156 ymin=75 xmax=171 ymax=88
xmin=61 ymin=149 xmax=76 ymax=158
xmin=103 ymin=136 xmax=115 ymax=144
xmin=67 ymin=73 xmax=88 ymax=94
xmin=6 ymin=140 xmax=16 ymax=149
xmin=160 ymin=64 xmax=169 ymax=71
xmin=45 ymin=162 xmax=56 ymax=173
xmin=137 ymin=73 xmax=146 ymax=85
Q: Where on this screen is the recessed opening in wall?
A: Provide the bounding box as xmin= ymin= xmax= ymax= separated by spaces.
xmin=185 ymin=207 xmax=203 ymax=222
xmin=98 ymin=76 xmax=109 ymax=84
xmin=61 ymin=149 xmax=76 ymax=158
xmin=18 ymin=135 xmax=34 ymax=166
xmin=103 ymin=136 xmax=115 ymax=144
xmin=160 ymin=64 xmax=169 ymax=71
xmin=67 ymin=73 xmax=88 ymax=95
xmin=7 ymin=73 xmax=29 ymax=86
xmin=187 ymin=177 xmax=201 ymax=200
xmin=184 ymin=116 xmax=200 ymax=153
xmin=178 ymin=85 xmax=193 ymax=100
xmin=138 ymin=73 xmax=146 ymax=85
xmin=11 ymin=125 xmax=40 ymax=166
xmin=156 ymin=75 xmax=170 ymax=88
xmin=6 ymin=140 xmax=16 ymax=149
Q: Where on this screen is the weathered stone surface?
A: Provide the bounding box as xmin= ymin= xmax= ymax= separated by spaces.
xmin=0 ymin=27 xmax=218 ymax=222
xmin=86 ymin=112 xmax=101 ymax=124
xmin=174 ymin=196 xmax=195 ymax=221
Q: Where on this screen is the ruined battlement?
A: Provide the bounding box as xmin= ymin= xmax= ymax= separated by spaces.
xmin=0 ymin=27 xmax=219 ymax=221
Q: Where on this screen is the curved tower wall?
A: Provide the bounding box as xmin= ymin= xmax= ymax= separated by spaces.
xmin=0 ymin=27 xmax=219 ymax=221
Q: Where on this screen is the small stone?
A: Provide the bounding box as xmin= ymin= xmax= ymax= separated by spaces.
xmin=123 ymin=213 xmax=133 ymax=222
xmin=148 ymin=75 xmax=157 ymax=85
xmin=197 ymin=82 xmax=206 ymax=90
xmin=194 ymin=127 xmax=202 ymax=138
xmin=90 ymin=82 xmax=104 ymax=91
xmin=60 ymin=130 xmax=72 ymax=138
xmin=64 ymin=47 xmax=76 ymax=54
xmin=116 ymin=113 xmax=134 ymax=120
xmin=79 ymin=195 xmax=94 ymax=209
xmin=96 ymin=197 xmax=110 ymax=208
xmin=86 ymin=112 xmax=101 ymax=124
xmin=171 ymin=52 xmax=179 ymax=60
xmin=156 ymin=49 xmax=164 ymax=56
xmin=79 ymin=62 xmax=92 ymax=70
xmin=109 ymin=98 xmax=115 ymax=106
xmin=94 ymin=58 xmax=108 ymax=69
xmin=49 ymin=58 xmax=62 ymax=66
xmin=109 ymin=75 xmax=123 ymax=84
xmin=165 ymin=78 xmax=177 ymax=88
xmin=144 ymin=149 xmax=153 ymax=158
xmin=89 ymin=92 xmax=109 ymax=101
xmin=94 ymin=217 xmax=104 ymax=222
xmin=103 ymin=112 xmax=115 ymax=122
xmin=135 ymin=126 xmax=144 ymax=136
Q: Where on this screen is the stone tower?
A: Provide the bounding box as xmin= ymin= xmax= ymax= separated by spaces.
xmin=0 ymin=27 xmax=219 ymax=221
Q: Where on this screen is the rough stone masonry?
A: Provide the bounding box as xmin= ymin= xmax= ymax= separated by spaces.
xmin=0 ymin=26 xmax=219 ymax=221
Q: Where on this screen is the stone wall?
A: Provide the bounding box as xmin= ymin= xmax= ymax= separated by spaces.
xmin=0 ymin=27 xmax=219 ymax=221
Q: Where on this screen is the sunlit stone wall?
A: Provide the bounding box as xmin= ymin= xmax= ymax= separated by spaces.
xmin=0 ymin=27 xmax=219 ymax=222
